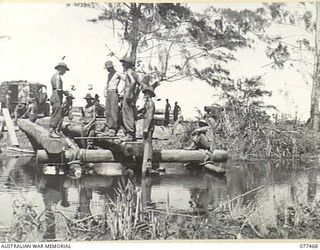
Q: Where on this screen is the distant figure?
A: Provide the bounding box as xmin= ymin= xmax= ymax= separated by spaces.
xmin=185 ymin=119 xmax=211 ymax=151
xmin=82 ymin=93 xmax=96 ymax=149
xmin=173 ymin=101 xmax=181 ymax=122
xmin=141 ymin=86 xmax=155 ymax=169
xmin=5 ymin=90 xmax=13 ymax=115
xmin=49 ymin=62 xmax=70 ymax=138
xmin=165 ymin=99 xmax=171 ymax=126
xmin=172 ymin=116 xmax=187 ymax=148
xmin=13 ymin=100 xmax=27 ymax=123
xmin=18 ymin=83 xmax=29 ymax=105
xmin=103 ymin=60 xmax=122 ymax=136
xmin=120 ymin=55 xmax=141 ymax=141
xmin=22 ymin=97 xmax=38 ymax=123
xmin=38 ymin=87 xmax=49 ymax=116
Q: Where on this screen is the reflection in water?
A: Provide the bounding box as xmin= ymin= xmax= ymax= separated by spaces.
xmin=1 ymin=156 xmax=320 ymax=239
xmin=38 ymin=175 xmax=70 ymax=239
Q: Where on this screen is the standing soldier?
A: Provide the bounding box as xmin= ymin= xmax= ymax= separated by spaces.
xmin=173 ymin=101 xmax=181 ymax=122
xmin=82 ymin=93 xmax=96 ymax=149
xmin=141 ymin=86 xmax=155 ymax=169
xmin=18 ymin=82 xmax=29 ymax=105
xmin=103 ymin=60 xmax=122 ymax=136
xmin=49 ymin=62 xmax=69 ymax=138
xmin=119 ymin=55 xmax=140 ymax=141
xmin=164 ymin=99 xmax=171 ymax=126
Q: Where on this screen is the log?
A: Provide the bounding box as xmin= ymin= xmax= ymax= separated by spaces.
xmin=36 ymin=149 xmax=115 ymax=163
xmin=153 ymin=149 xmax=228 ymax=163
xmin=17 ymin=119 xmax=63 ymax=154
xmin=94 ymin=139 xmax=227 ymax=162
xmin=37 ymin=148 xmax=227 ymax=164
xmin=2 ymin=108 xmax=19 ymax=147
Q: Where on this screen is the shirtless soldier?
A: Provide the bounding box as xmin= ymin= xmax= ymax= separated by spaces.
xmin=82 ymin=93 xmax=96 ymax=149
xmin=141 ymin=86 xmax=156 ymax=169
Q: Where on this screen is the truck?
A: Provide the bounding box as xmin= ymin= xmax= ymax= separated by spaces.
xmin=0 ymin=80 xmax=50 ymax=116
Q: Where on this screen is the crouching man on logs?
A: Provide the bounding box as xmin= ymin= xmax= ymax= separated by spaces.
xmin=186 ymin=119 xmax=212 ymax=151
xmin=81 ymin=93 xmax=96 ymax=149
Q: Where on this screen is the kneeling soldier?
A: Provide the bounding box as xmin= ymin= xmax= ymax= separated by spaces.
xmin=186 ymin=119 xmax=211 ymax=151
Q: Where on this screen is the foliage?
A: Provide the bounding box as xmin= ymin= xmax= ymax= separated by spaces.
xmin=69 ymin=3 xmax=272 ymax=84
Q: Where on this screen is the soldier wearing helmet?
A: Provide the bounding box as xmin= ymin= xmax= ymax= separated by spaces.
xmin=49 ymin=62 xmax=70 ymax=138
xmin=185 ymin=119 xmax=212 ymax=151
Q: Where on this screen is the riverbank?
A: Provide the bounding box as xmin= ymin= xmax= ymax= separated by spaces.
xmin=2 ymin=116 xmax=320 ymax=164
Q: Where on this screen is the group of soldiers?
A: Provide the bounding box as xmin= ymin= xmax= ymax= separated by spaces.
xmin=164 ymin=99 xmax=181 ymax=126
xmin=5 ymin=90 xmax=39 ymax=124
xmin=48 ymin=56 xmax=156 ymax=166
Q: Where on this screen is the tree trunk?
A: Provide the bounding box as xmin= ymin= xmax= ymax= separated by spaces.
xmin=129 ymin=3 xmax=140 ymax=65
xmin=310 ymin=2 xmax=320 ymax=131
xmin=17 ymin=119 xmax=63 ymax=154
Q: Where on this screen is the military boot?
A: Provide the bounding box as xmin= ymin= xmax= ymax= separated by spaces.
xmin=49 ymin=127 xmax=60 ymax=138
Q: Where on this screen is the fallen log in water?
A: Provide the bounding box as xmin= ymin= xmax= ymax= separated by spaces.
xmin=153 ymin=149 xmax=228 ymax=163
xmin=200 ymin=162 xmax=226 ymax=174
xmin=17 ymin=119 xmax=63 ymax=154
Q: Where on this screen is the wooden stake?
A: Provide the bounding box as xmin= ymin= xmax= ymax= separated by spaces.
xmin=2 ymin=108 xmax=19 ymax=147
xmin=141 ymin=140 xmax=149 ymax=175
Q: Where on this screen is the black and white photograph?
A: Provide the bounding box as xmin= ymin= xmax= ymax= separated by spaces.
xmin=0 ymin=1 xmax=319 ymax=245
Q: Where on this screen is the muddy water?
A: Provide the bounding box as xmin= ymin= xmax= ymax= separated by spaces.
xmin=0 ymin=155 xmax=319 ymax=236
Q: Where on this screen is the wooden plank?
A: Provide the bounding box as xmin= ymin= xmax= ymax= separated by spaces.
xmin=36 ymin=149 xmax=115 ymax=163
xmin=74 ymin=136 xmax=120 ymax=140
xmin=2 ymin=108 xmax=19 ymax=147
xmin=7 ymin=146 xmax=35 ymax=154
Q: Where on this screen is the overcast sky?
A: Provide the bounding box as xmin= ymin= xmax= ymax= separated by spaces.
xmin=0 ymin=2 xmax=314 ymax=121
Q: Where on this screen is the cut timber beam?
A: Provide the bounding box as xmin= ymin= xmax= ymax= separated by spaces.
xmin=36 ymin=149 xmax=115 ymax=163
xmin=2 ymin=108 xmax=19 ymax=147
xmin=17 ymin=119 xmax=63 ymax=154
